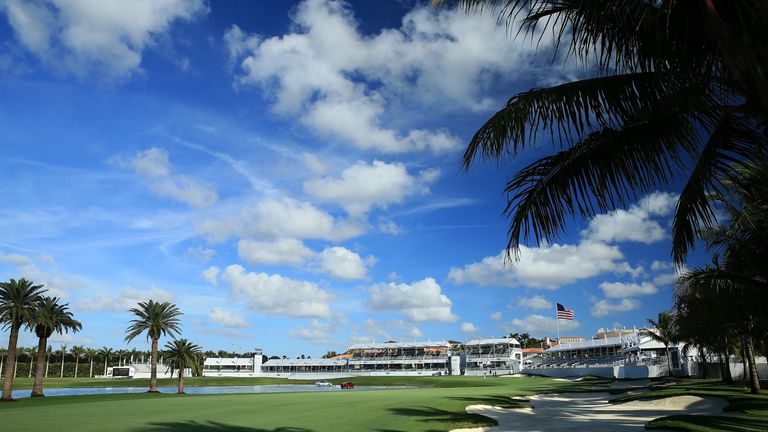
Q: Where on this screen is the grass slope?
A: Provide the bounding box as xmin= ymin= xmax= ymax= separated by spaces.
xmin=612 ymin=379 xmax=768 ymax=432
xmin=0 ymin=376 xmax=594 ymax=432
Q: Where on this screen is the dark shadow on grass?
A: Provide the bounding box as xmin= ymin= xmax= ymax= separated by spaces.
xmin=134 ymin=421 xmax=313 ymax=432
xmin=384 ymin=406 xmax=496 ymax=432
xmin=447 ymin=394 xmax=531 ymax=409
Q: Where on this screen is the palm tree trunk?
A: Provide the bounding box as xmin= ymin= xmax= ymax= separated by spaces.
xmin=89 ymin=359 xmax=93 ymax=378
xmin=28 ymin=355 xmax=33 ymax=378
xmin=149 ymin=338 xmax=159 ymax=392
xmin=1 ymin=323 xmax=21 ymax=401
xmin=60 ymin=353 xmax=65 ymax=378
xmin=745 ymin=335 xmax=761 ymax=394
xmin=74 ymin=359 xmax=79 ymax=378
xmin=742 ymin=340 xmax=751 ymax=382
xmin=45 ymin=354 xmax=49 ymax=378
xmin=178 ymin=369 xmax=185 ymax=394
xmin=31 ymin=337 xmax=48 ymax=397
xmin=104 ymin=357 xmax=108 ymax=376
xmin=665 ymin=344 xmax=672 ymax=377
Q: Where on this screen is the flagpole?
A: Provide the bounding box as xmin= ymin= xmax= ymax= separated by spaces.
xmin=555 ymin=305 xmax=560 ymax=341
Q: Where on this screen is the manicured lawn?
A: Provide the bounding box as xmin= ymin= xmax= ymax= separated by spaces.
xmin=4 ymin=374 xmax=545 ymax=389
xmin=612 ymin=379 xmax=768 ymax=431
xmin=0 ymin=376 xmax=596 ymax=432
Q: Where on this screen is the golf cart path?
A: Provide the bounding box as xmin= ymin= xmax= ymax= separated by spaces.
xmin=450 ymin=392 xmax=728 ymax=432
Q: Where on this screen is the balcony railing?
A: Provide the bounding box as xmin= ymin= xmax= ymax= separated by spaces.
xmin=350 ymin=354 xmax=449 ymax=362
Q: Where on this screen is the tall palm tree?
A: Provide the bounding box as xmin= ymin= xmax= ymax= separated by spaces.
xmin=646 ymin=311 xmax=678 ymax=376
xmin=99 ymin=347 xmax=113 ymax=376
xmin=85 ymin=348 xmax=98 ymax=378
xmin=124 ymin=300 xmax=182 ymax=393
xmin=58 ymin=345 xmax=67 ymax=378
xmin=116 ymin=349 xmax=128 ymax=367
xmin=70 ymin=345 xmax=85 ymax=378
xmin=163 ymin=339 xmax=201 ymax=394
xmin=29 ymin=297 xmax=81 ymax=396
xmin=23 ymin=347 xmax=34 ymax=378
xmin=676 ymin=160 xmax=767 ymax=393
xmin=0 ymin=278 xmax=47 ymax=401
xmin=435 ymin=0 xmax=767 ymax=264
xmin=45 ymin=346 xmax=52 ymax=378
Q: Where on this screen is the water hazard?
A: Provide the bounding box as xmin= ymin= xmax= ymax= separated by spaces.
xmin=11 ymin=384 xmax=417 ymax=398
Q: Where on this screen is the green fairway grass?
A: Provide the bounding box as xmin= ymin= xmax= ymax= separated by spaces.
xmin=0 ymin=376 xmax=596 ymax=432
xmin=611 ymin=379 xmax=768 ymax=431
xmin=4 ymin=374 xmax=544 ymax=390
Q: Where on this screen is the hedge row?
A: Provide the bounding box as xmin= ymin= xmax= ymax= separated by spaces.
xmin=4 ymin=361 xmax=124 ymax=378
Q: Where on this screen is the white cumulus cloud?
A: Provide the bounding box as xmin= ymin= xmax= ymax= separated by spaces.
xmin=448 ymin=241 xmax=628 ymax=289
xmin=2 ymin=0 xmax=207 ymax=80
xmin=222 ymin=264 xmax=333 ymax=318
xmin=237 ymin=238 xmax=315 ymax=266
xmin=317 ymin=246 xmax=375 ymax=280
xmin=599 ymin=281 xmax=658 ymax=298
xmin=224 ymin=0 xmax=569 ymax=154
xmin=303 ymin=160 xmax=439 ymax=216
xmin=369 ymin=277 xmax=457 ymax=323
xmin=289 ymin=319 xmax=339 ymax=344
xmin=581 ymin=192 xmax=678 ymax=244
xmin=202 ymin=266 xmax=219 ymax=286
xmin=516 ymin=295 xmax=552 ymax=310
xmin=461 ymin=322 xmax=479 ymax=334
xmin=208 ymin=307 xmax=248 ymax=328
xmin=196 ymin=196 xmax=364 ymax=243
xmin=590 ymin=298 xmax=641 ymax=318
xmin=113 ymin=148 xmax=218 ymax=208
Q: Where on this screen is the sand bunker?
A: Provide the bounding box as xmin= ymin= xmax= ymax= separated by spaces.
xmin=451 ymin=392 xmax=728 ymax=432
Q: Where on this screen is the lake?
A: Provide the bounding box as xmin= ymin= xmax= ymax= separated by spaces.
xmin=11 ymin=384 xmax=417 ymax=398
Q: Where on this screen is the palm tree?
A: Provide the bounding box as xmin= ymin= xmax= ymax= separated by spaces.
xmin=58 ymin=345 xmax=67 ymax=378
xmin=124 ymin=300 xmax=182 ymax=393
xmin=115 ymin=349 xmax=127 ymax=367
xmin=45 ymin=346 xmax=52 ymax=378
xmin=99 ymin=347 xmax=113 ymax=376
xmin=22 ymin=347 xmax=34 ymax=378
xmin=676 ymin=161 xmax=767 ymax=393
xmin=163 ymin=339 xmax=201 ymax=394
xmin=70 ymin=345 xmax=86 ymax=378
xmin=646 ymin=311 xmax=678 ymax=376
xmin=0 ymin=278 xmax=47 ymax=400
xmin=86 ymin=348 xmax=98 ymax=378
xmin=435 ymin=1 xmax=767 ymax=264
xmin=29 ymin=297 xmax=81 ymax=397
xmin=0 ymin=348 xmax=5 ymax=375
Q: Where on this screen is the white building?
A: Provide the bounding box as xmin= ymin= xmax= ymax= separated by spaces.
xmin=202 ymin=351 xmax=263 ymax=377
xmin=347 ymin=341 xmax=455 ymax=376
xmin=464 ymin=338 xmax=523 ymax=376
xmin=261 ymin=358 xmax=349 ymax=379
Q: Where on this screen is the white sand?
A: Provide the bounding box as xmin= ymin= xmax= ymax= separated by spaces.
xmin=450 ymin=392 xmax=728 ymax=432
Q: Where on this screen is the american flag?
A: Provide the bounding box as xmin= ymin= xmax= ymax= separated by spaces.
xmin=556 ymin=303 xmax=574 ymax=320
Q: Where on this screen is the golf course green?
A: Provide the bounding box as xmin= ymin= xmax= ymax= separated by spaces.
xmin=0 ymin=376 xmax=594 ymax=432
xmin=4 ymin=376 xmax=767 ymax=431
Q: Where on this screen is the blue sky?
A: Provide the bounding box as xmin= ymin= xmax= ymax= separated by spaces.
xmin=0 ymin=0 xmax=704 ymax=357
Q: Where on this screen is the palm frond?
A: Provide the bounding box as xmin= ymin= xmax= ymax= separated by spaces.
xmin=671 ymin=114 xmax=761 ymax=266
xmin=502 ymin=111 xmax=695 ymax=253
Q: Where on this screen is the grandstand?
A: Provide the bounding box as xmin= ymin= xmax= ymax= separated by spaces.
xmin=463 ymin=338 xmax=523 ymax=376
xmin=347 ymin=341 xmax=455 ymax=375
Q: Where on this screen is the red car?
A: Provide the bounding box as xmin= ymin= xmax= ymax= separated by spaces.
xmin=340 ymin=382 xmax=354 ymax=389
